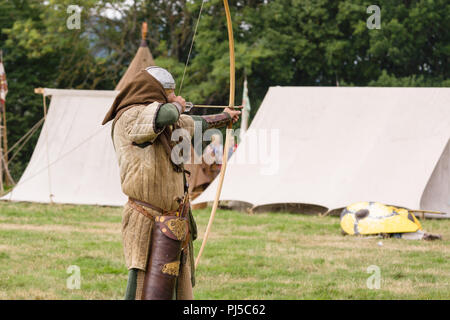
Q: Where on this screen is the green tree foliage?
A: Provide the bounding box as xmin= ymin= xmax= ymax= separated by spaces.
xmin=0 ymin=0 xmax=58 ymax=179
xmin=0 ymin=0 xmax=448 ymax=180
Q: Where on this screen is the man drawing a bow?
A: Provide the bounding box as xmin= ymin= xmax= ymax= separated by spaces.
xmin=102 ymin=66 xmax=240 ymax=300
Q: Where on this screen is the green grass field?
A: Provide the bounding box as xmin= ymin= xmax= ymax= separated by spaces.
xmin=0 ymin=202 xmax=448 ymax=299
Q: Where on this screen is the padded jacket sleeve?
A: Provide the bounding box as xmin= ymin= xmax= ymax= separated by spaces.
xmin=122 ymin=102 xmax=165 ymax=144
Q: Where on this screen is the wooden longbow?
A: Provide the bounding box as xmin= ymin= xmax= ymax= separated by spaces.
xmin=195 ymin=0 xmax=235 ymax=268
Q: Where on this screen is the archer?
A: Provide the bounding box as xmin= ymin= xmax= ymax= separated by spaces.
xmin=102 ymin=66 xmax=240 ymax=300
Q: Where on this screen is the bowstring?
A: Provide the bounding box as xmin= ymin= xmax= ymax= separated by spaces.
xmin=178 ymin=0 xmax=206 ymax=96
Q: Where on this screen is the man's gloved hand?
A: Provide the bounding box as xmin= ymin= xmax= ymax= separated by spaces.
xmin=223 ymin=107 xmax=241 ymax=123
xmin=167 ymin=91 xmax=186 ymax=113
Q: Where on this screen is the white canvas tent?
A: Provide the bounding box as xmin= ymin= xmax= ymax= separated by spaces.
xmin=1 ymin=89 xmax=126 ymax=206
xmin=193 ymin=87 xmax=450 ymax=217
xmin=1 ymin=29 xmax=155 ymax=206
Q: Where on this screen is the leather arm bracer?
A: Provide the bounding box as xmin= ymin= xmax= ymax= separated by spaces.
xmin=202 ymin=112 xmax=231 ymax=129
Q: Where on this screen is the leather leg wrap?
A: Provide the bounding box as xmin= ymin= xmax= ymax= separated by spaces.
xmin=141 ymin=215 xmax=188 ymax=300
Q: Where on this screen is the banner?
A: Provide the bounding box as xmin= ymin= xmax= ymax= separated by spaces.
xmin=0 ymin=56 xmax=8 ymax=107
xmin=239 ymin=76 xmax=251 ymax=140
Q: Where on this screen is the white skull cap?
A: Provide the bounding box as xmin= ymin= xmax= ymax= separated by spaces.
xmin=145 ymin=66 xmax=176 ymax=90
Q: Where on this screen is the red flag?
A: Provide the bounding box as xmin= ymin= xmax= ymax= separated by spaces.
xmin=0 ymin=57 xmax=8 ymax=106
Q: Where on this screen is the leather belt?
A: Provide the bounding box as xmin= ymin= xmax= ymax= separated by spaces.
xmin=128 ymin=197 xmax=177 ymax=217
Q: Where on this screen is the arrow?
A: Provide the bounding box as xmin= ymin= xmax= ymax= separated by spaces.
xmin=185 ymin=102 xmax=242 ymax=112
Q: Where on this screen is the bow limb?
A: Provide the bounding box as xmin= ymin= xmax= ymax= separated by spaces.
xmin=195 ymin=0 xmax=235 ymax=269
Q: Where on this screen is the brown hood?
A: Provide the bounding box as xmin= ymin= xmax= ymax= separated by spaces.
xmin=102 ymin=70 xmax=168 ymax=125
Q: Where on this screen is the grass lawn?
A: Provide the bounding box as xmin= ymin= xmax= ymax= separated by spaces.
xmin=0 ymin=201 xmax=448 ymax=299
